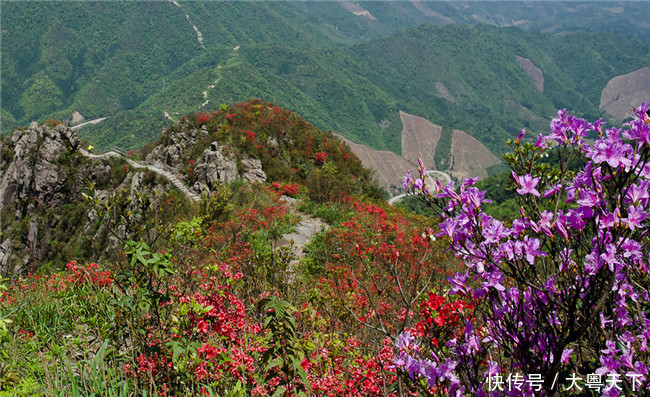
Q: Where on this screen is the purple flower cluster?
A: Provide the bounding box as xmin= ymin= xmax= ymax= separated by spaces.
xmin=398 ymin=104 xmax=650 ymax=395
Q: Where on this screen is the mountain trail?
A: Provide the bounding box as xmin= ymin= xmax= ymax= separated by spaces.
xmin=70 ymin=117 xmax=109 ymax=130
xmin=169 ymin=0 xmax=204 ymax=49
xmin=79 ymin=149 xmax=201 ymax=202
xmin=275 ymin=197 xmax=328 ymax=282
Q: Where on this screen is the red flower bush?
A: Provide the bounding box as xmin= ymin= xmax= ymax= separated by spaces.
xmin=197 ymin=112 xmax=210 ymax=125
xmin=314 ymin=151 xmax=327 ymax=165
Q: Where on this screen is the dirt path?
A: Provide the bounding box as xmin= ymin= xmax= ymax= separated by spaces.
xmin=275 ymin=197 xmax=328 ymax=279
xmin=79 ymin=149 xmax=201 ymax=202
xmin=70 ymin=117 xmax=109 ymax=130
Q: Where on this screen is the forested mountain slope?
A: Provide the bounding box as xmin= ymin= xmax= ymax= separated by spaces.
xmin=3 ymin=2 xmax=649 ymax=157
xmin=79 ymin=25 xmax=650 ymax=158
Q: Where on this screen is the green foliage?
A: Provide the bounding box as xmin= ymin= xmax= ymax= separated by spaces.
xmin=394 ymin=195 xmax=437 ymax=218
xmin=258 ymin=297 xmax=311 ymax=396
xmin=86 ymin=25 xmax=648 ymax=154
xmin=171 ymin=216 xmax=204 ymax=247
xmin=83 ymin=179 xmax=185 ymax=251
xmin=18 ymin=72 xmax=64 ymax=121
xmin=197 ymin=183 xmax=233 ymax=228
xmin=109 ymin=241 xmax=176 ymax=363
xmin=307 ymin=162 xmax=359 ymax=203
xmin=4 ymin=1 xmax=648 ymax=155
xmin=434 ymin=126 xmax=453 ymax=170
xmin=0 ymin=279 xmax=12 ymax=336
xmin=297 ymin=200 xmax=356 ymax=227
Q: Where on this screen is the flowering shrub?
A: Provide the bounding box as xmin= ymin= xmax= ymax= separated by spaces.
xmin=314 ymin=151 xmax=327 ymax=165
xmin=308 ymin=195 xmax=458 ymax=357
xmin=245 ymin=130 xmax=256 ymax=142
xmin=170 ymin=100 xmax=381 ymax=202
xmin=399 ymin=105 xmax=650 ymax=396
xmin=197 ymin=112 xmax=210 ymax=125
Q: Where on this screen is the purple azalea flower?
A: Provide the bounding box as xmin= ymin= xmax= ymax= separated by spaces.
xmin=511 ymin=218 xmax=527 ymax=236
xmin=623 ymin=111 xmax=650 ymax=149
xmin=464 ymin=187 xmax=487 ymax=210
xmin=448 ymin=272 xmax=469 ymax=295
xmin=633 ymin=102 xmax=650 ymax=120
xmin=462 ymin=177 xmax=479 ymax=188
xmin=620 ymin=348 xmax=635 ymax=369
xmin=634 ymin=361 xmax=648 ymax=377
xmin=625 ymin=183 xmax=649 ymax=206
xmin=481 ymin=270 xmax=505 ymax=292
xmin=600 ymin=244 xmax=620 ymax=272
xmin=510 ymin=170 xmax=519 ymax=183
xmin=567 ymin=208 xmax=587 ymax=230
xmin=516 ymin=128 xmax=526 ymax=141
xmin=484 ymin=361 xmax=500 ymax=377
xmin=567 ymin=115 xmax=592 ymax=142
xmin=555 ymin=218 xmax=569 ymax=239
xmin=602 ymin=340 xmax=620 ymax=355
xmin=543 ymin=183 xmax=562 ymax=198
xmin=600 ymin=312 xmax=613 ymax=327
xmin=404 ymin=355 xmax=421 ymax=378
xmin=600 ymin=208 xmax=621 ymax=229
xmin=586 ymin=135 xmax=632 ymax=168
xmin=584 ymin=252 xmax=604 ymax=275
xmin=402 ymin=169 xmax=412 ymax=190
xmin=625 ymin=205 xmax=648 ymax=231
xmin=523 ymin=236 xmax=546 ymax=265
xmin=414 ymin=178 xmax=424 ymax=190
xmin=577 ymin=190 xmax=601 ymax=208
xmin=435 ymin=359 xmax=459 ymax=383
xmin=435 ymin=178 xmax=444 ymax=193
xmin=561 ymin=348 xmax=574 ymax=364
xmin=538 ymin=210 xmax=554 ymax=237
xmin=482 ymin=219 xmax=511 ymax=244
xmin=543 ymin=276 xmax=557 ymax=297
xmin=396 ymin=331 xmax=416 ymax=350
xmin=558 ymin=247 xmax=575 ymax=271
xmin=549 ymin=109 xmax=570 ymax=145
xmin=620 ymin=238 xmax=642 ymax=261
xmin=596 ymin=355 xmax=620 ymax=376
xmin=516 ymin=174 xmax=540 ymax=197
xmin=439 ymin=218 xmax=458 ymax=237
xmin=593 ymin=118 xmax=606 ymax=134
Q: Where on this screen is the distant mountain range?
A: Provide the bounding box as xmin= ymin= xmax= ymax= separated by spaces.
xmin=3 ymin=1 xmax=649 ymax=169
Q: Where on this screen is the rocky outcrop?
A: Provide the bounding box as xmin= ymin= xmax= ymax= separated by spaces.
xmin=0 ymin=122 xmax=90 ymax=273
xmin=192 ymin=142 xmax=238 ymax=187
xmin=1 ymin=121 xmax=80 ymax=209
xmin=146 ymin=126 xmax=202 ymax=169
xmin=191 ymin=141 xmax=266 ymax=194
xmin=241 ymin=158 xmax=266 ymax=183
xmin=145 ymin=121 xmax=267 ymax=196
xmin=0 ymin=122 xmax=190 ymax=274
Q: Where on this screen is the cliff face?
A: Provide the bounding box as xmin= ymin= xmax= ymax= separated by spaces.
xmin=1 ymin=122 xmax=80 ymax=208
xmin=0 ymin=122 xmax=98 ymax=273
xmin=0 ymin=122 xmax=188 ymax=274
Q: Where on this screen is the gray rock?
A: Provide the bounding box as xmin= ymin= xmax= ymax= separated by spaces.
xmin=193 ymin=142 xmax=238 ymax=185
xmin=241 ymin=158 xmax=266 ymax=183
